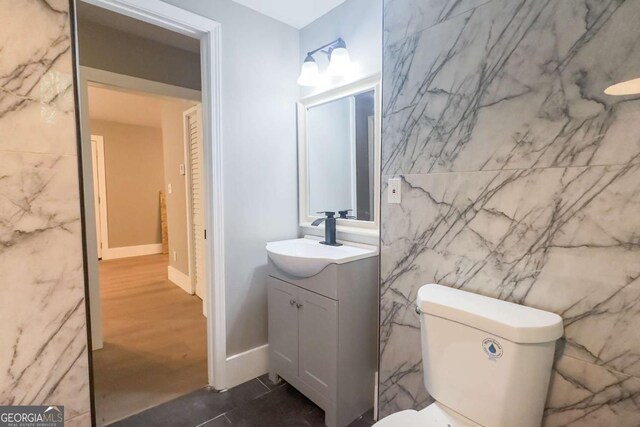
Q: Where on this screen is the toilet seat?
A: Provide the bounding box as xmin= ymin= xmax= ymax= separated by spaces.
xmin=374 ymin=402 xmax=481 ymax=427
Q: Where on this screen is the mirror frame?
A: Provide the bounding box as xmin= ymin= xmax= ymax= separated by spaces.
xmin=297 ymin=75 xmax=381 ymax=236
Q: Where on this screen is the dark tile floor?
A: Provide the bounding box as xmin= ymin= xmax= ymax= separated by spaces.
xmin=109 ymin=375 xmax=376 ymax=427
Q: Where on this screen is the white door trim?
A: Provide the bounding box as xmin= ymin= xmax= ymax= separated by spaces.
xmin=77 ymin=0 xmax=226 ymax=390
xmin=90 ymin=135 xmax=108 ymax=258
xmin=80 ymin=66 xmax=201 ymax=101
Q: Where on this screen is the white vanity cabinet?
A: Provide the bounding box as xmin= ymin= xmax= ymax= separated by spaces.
xmin=267 ymin=256 xmax=378 ymax=427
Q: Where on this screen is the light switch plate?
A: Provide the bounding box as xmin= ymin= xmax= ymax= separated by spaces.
xmin=168 ymin=183 xmax=172 ymax=194
xmin=388 ymin=178 xmax=401 ymax=204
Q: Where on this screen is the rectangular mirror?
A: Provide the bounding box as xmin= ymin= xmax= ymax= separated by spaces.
xmin=298 ymin=76 xmax=380 ymax=233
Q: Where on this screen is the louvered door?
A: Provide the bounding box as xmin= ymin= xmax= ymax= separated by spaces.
xmin=184 ymin=106 xmax=206 ymax=305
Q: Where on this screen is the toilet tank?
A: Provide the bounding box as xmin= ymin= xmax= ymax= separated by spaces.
xmin=417 ymin=284 xmax=563 ymax=427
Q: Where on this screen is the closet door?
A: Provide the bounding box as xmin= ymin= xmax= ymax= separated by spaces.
xmin=184 ymin=106 xmax=206 ymax=307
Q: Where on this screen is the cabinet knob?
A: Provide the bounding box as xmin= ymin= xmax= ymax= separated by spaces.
xmin=296 ymin=302 xmax=303 ymax=309
xmin=290 ymin=299 xmax=296 ymax=306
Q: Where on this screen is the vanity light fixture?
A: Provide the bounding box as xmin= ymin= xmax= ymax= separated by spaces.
xmin=604 ymin=77 xmax=640 ymax=95
xmin=297 ymin=38 xmax=352 ymax=87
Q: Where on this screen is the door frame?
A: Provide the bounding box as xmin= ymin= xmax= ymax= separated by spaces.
xmin=76 ymin=0 xmax=227 ymax=393
xmin=90 ymin=135 xmax=108 ymax=258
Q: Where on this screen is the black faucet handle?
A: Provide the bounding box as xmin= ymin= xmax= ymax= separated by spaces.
xmin=338 ymin=209 xmax=354 ymax=219
xmin=316 ymin=211 xmax=336 ymax=218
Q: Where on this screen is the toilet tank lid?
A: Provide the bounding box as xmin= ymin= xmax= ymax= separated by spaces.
xmin=417 ymin=284 xmax=564 ymax=344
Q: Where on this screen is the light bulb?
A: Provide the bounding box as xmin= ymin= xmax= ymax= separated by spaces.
xmin=327 ymin=47 xmax=351 ymax=76
xmin=297 ymin=55 xmax=320 ymax=86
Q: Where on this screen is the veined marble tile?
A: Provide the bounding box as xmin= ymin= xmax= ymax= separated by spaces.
xmin=378 ymin=293 xmax=432 ymax=417
xmin=379 ymin=163 xmax=640 ymax=413
xmin=384 ymin=0 xmax=490 ymax=46
xmin=382 ymin=0 xmax=640 ymax=176
xmin=0 ymin=151 xmax=90 ymax=418
xmin=0 ymin=0 xmax=89 ymax=420
xmin=544 ymin=356 xmax=640 ymax=427
xmin=0 ymin=0 xmax=77 ymax=155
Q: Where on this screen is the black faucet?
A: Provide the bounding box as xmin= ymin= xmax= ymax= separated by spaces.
xmin=311 ymin=211 xmax=342 ymax=246
xmin=338 ymin=209 xmax=355 ymax=219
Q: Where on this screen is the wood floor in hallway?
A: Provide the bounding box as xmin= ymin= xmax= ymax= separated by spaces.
xmin=93 ymin=254 xmax=208 ymax=426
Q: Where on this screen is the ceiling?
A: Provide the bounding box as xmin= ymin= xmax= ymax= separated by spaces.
xmin=230 ymin=0 xmax=347 ymax=29
xmin=77 ymin=2 xmax=200 ymax=53
xmin=88 ymin=86 xmax=165 ymax=127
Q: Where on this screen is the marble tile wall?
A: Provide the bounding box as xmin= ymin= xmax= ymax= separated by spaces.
xmin=0 ymin=1 xmax=91 ymax=425
xmin=379 ymin=0 xmax=640 ymax=425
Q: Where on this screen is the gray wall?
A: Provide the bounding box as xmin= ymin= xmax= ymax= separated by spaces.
xmin=160 ymin=0 xmax=300 ymax=356
xmin=299 ymin=0 xmax=382 ymax=97
xmin=0 ymin=1 xmax=91 ymax=425
xmin=379 ymin=0 xmax=640 ymax=425
xmin=161 ymin=99 xmax=198 ymax=276
xmin=90 ymin=120 xmax=165 ymax=248
xmin=77 ymin=20 xmax=201 ymax=91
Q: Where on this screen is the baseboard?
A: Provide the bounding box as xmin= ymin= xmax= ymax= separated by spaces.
xmin=374 ymin=371 xmax=379 ymax=420
xmin=92 ymin=336 xmax=104 ymax=351
xmin=101 ymin=243 xmax=163 ymax=260
xmin=168 ymin=265 xmax=193 ymax=294
xmin=225 ymin=344 xmax=269 ymax=389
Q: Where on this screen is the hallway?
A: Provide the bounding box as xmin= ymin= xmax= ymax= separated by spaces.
xmin=93 ymin=254 xmax=207 ymax=426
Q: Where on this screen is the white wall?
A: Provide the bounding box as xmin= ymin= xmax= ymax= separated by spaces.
xmin=299 ymin=0 xmax=382 ymax=97
xmin=160 ymin=0 xmax=300 ymax=356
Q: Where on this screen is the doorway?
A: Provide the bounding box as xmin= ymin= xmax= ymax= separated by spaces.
xmin=83 ymin=81 xmax=208 ymax=424
xmin=75 ymin=1 xmax=224 ymax=425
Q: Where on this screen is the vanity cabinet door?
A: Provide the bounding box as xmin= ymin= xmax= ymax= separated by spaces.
xmin=268 ymin=277 xmax=299 ymax=380
xmin=297 ymin=288 xmax=338 ymax=401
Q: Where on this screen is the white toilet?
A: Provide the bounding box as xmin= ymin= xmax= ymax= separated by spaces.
xmin=376 ymin=284 xmax=564 ymax=427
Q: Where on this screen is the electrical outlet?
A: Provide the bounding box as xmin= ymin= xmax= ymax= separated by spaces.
xmin=179 ymin=164 xmax=185 ymax=175
xmin=388 ymin=178 xmax=401 ymax=204
xmin=172 ymin=251 xmax=177 ymax=262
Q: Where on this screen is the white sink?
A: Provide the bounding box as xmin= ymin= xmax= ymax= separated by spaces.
xmin=266 ymin=237 xmax=378 ymax=278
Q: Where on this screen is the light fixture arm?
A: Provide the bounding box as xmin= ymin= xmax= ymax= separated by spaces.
xmin=305 ymin=38 xmax=346 ymax=59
